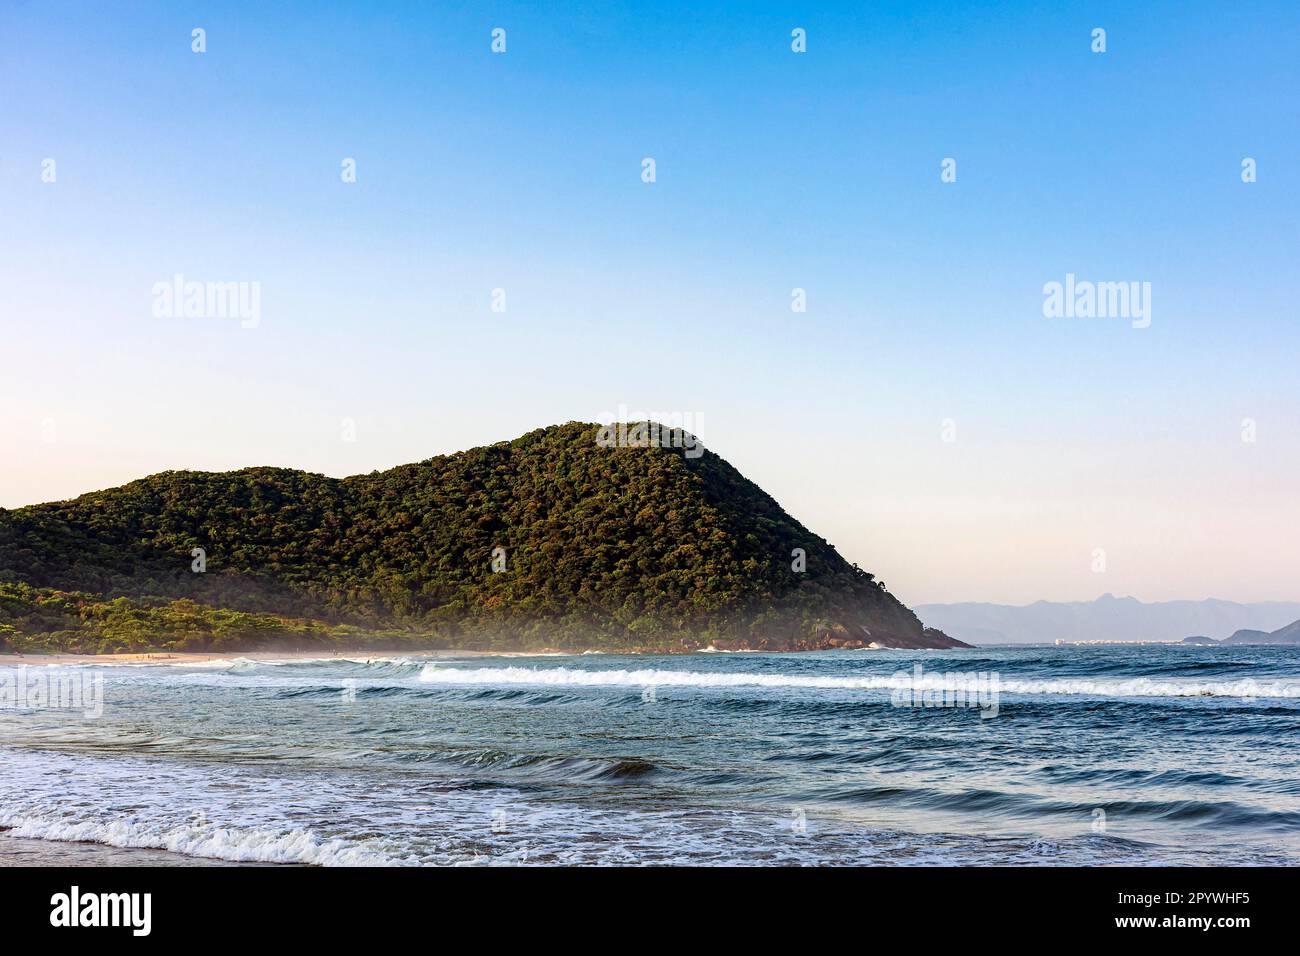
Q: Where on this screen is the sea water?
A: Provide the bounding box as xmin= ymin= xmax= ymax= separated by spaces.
xmin=1 ymin=645 xmax=1297 ymax=865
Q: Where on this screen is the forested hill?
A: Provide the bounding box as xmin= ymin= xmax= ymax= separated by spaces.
xmin=0 ymin=422 xmax=965 ymax=653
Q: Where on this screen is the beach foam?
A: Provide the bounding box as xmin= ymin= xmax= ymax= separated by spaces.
xmin=0 ymin=809 xmax=402 ymax=866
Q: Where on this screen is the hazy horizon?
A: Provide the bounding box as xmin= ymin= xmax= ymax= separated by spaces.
xmin=3 ymin=1 xmax=1297 ymax=606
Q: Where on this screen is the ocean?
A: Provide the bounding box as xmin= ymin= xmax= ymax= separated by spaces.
xmin=2 ymin=645 xmax=1298 ymax=866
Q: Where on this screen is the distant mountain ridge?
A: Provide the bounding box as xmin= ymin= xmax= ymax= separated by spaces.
xmin=0 ymin=422 xmax=965 ymax=654
xmin=1184 ymin=619 xmax=1300 ymax=646
xmin=915 ymin=594 xmax=1300 ymax=645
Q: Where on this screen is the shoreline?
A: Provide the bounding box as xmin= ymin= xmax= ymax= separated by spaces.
xmin=0 ymin=641 xmax=980 ymax=666
xmin=0 ymin=648 xmax=535 ymax=666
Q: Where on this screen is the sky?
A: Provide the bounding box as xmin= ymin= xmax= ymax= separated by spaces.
xmin=1 ymin=1 xmax=1297 ymax=606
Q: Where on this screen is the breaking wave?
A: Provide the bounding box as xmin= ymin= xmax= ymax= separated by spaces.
xmin=417 ymin=665 xmax=1300 ymax=700
xmin=0 ymin=809 xmax=403 ymax=866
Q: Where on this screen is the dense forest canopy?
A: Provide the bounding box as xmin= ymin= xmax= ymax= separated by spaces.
xmin=0 ymin=422 xmax=960 ymax=653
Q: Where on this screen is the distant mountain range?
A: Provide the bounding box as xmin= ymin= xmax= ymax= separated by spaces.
xmin=1183 ymin=619 xmax=1300 ymax=646
xmin=915 ymin=594 xmax=1300 ymax=645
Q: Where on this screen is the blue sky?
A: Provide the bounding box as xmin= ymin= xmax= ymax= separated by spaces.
xmin=2 ymin=1 xmax=1297 ymax=604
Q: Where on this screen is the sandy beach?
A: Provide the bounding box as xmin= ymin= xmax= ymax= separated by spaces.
xmin=0 ymin=649 xmax=504 ymax=667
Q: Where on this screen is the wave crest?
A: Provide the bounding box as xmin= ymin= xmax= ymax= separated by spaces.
xmin=0 ymin=809 xmax=403 ymax=866
xmin=417 ymin=665 xmax=1300 ymax=700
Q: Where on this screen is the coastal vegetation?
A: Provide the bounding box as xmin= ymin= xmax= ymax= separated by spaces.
xmin=0 ymin=422 xmax=957 ymax=654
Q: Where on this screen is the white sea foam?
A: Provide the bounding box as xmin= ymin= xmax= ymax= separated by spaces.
xmin=168 ymin=656 xmax=263 ymax=671
xmin=0 ymin=809 xmax=403 ymax=866
xmin=417 ymin=665 xmax=1300 ymax=700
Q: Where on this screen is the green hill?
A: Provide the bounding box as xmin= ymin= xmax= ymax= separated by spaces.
xmin=0 ymin=422 xmax=965 ymax=654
